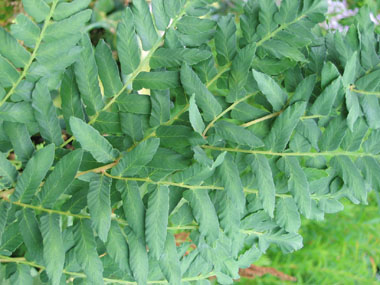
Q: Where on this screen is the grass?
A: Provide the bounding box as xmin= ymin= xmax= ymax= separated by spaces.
xmin=238 ymin=194 xmax=380 ymax=284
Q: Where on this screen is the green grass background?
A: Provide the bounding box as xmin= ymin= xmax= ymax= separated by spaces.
xmin=238 ymin=194 xmax=380 ymax=284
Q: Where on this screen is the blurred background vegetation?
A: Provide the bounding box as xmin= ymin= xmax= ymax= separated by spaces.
xmin=1 ymin=0 xmax=380 ymax=283
xmin=237 ymin=194 xmax=380 ymax=284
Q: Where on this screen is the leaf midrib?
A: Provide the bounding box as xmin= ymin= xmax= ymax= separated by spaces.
xmin=0 ymin=0 xmax=60 ymax=107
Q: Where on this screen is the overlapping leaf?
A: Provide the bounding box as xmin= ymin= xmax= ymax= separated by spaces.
xmin=11 ymin=144 xmax=55 ymax=203
xmin=70 ymin=117 xmax=119 ymax=163
xmin=145 ymin=185 xmax=169 ymax=259
xmin=40 ymin=214 xmax=65 ymax=285
xmin=87 ymin=174 xmax=112 ymax=242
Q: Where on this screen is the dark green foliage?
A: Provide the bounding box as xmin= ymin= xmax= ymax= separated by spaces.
xmin=0 ymin=0 xmax=380 ymax=284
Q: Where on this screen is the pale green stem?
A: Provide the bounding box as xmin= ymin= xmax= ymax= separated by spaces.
xmin=103 ymin=172 xmax=301 ymax=200
xmin=240 ymin=111 xmax=282 ymax=128
xmin=351 ymin=88 xmax=380 ymax=97
xmin=301 ymin=115 xmax=326 ymax=120
xmin=75 ymin=160 xmax=119 ymax=178
xmin=202 ymin=92 xmax=258 ymax=137
xmin=201 ymin=145 xmax=379 ymax=159
xmin=0 ymin=0 xmax=60 ymax=107
xmin=206 ymin=62 xmax=232 ymax=88
xmin=241 ymin=112 xmax=326 ymax=127
xmin=103 ymin=172 xmax=225 ymax=190
xmin=3 ymin=198 xmax=91 ymax=220
xmin=241 ymin=230 xmax=264 ymax=236
xmin=1 ymin=195 xmax=198 ymax=230
xmin=0 ymin=255 xmax=215 ymax=284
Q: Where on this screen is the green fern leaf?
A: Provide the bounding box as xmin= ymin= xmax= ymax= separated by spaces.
xmin=0 ymin=27 xmax=31 ymax=68
xmin=74 ymin=220 xmax=104 ymax=284
xmin=265 ymin=102 xmax=307 ymax=152
xmin=0 ymin=202 xmax=11 ymax=241
xmin=227 ymin=43 xmax=256 ymax=102
xmin=215 ymin=15 xmax=237 ymax=65
xmin=44 ymin=10 xmax=92 ymax=41
xmin=10 ymin=14 xmax=40 ymax=48
xmin=117 ymin=8 xmax=141 ymax=75
xmin=74 ymin=34 xmax=104 ymax=116
xmin=331 ymin=156 xmax=367 ymax=203
xmin=183 ymin=189 xmax=219 ymax=244
xmin=32 ymin=81 xmax=63 ymax=146
xmin=95 ymin=40 xmax=123 ymax=98
xmin=253 ymin=154 xmax=276 ymax=218
xmin=164 ymin=0 xmax=185 ymax=18
xmin=2 ymin=122 xmax=34 ymax=163
xmin=0 ymin=55 xmax=19 ymax=88
xmin=0 ymin=152 xmax=17 ymax=187
xmin=150 ymin=89 xmax=171 ymax=127
xmin=310 ymin=78 xmax=341 ymax=116
xmin=259 ymin=229 xmax=303 ymax=254
xmin=181 ymin=63 xmax=222 ymax=121
xmin=145 ymin=185 xmax=169 ymax=260
xmin=252 ymin=69 xmax=288 ymax=111
xmin=40 ymin=149 xmax=83 ymax=208
xmin=111 ymin=138 xmax=160 ymax=177
xmin=40 ymin=214 xmax=65 ymax=285
xmin=18 ymin=209 xmax=43 ymax=261
xmin=117 ymin=94 xmax=151 ymax=114
xmin=87 ymin=174 xmax=112 ymax=242
xmin=9 ymin=264 xmax=33 ymax=285
xmin=60 ymin=67 xmax=85 ymax=134
xmin=131 ymin=0 xmax=159 ymax=51
xmin=118 ymin=181 xmax=146 ymax=240
xmin=133 ymin=71 xmax=180 ymax=90
xmin=70 ymin=117 xmax=119 ymax=163
xmin=106 ymin=221 xmax=132 ymax=275
xmin=11 ymin=144 xmax=55 ymax=203
xmin=152 ymin=0 xmax=170 ymax=31
xmin=21 ymin=0 xmax=50 ymax=23
xmin=0 ymin=102 xmax=35 ymax=124
xmin=215 ymin=121 xmax=264 ymax=148
xmin=189 ymin=94 xmax=205 ymax=135
xmin=177 ymin=16 xmax=215 ymax=35
xmin=159 ymin=233 xmax=182 ymax=284
xmin=150 ymin=48 xmax=212 ymax=69
xmin=0 ymin=222 xmax=23 ymax=254
xmin=287 ymin=157 xmax=312 ymax=218
xmin=275 ymin=197 xmax=301 ymax=233
xmin=217 ymin=154 xmax=245 ymax=215
xmin=53 ymin=0 xmax=92 ymax=21
xmin=127 ymin=228 xmax=149 ymax=285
